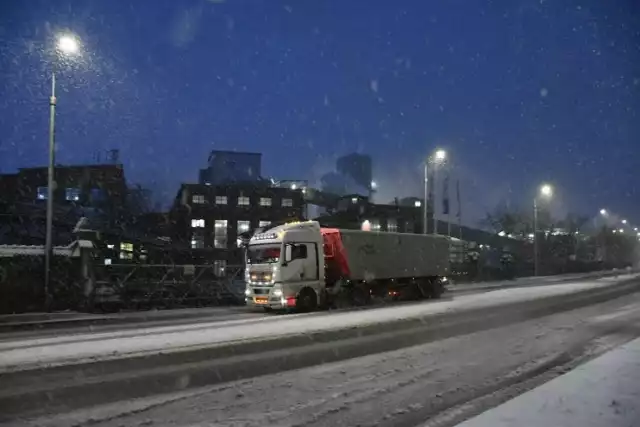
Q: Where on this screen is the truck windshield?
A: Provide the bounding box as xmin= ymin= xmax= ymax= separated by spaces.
xmin=247 ymin=245 xmax=281 ymax=264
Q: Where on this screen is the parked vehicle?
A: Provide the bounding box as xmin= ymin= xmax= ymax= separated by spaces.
xmin=244 ymin=221 xmax=450 ymax=312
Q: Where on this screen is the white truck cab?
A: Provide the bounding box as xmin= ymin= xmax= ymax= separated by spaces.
xmin=244 ymin=221 xmax=325 ymax=311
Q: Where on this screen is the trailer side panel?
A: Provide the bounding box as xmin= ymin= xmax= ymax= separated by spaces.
xmin=338 ymin=230 xmax=450 ymax=281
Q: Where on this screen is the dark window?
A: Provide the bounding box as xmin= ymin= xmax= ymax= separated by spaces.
xmin=91 ymin=188 xmax=107 ymax=203
xmin=292 ymin=244 xmax=308 ymax=259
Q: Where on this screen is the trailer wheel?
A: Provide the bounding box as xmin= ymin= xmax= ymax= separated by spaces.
xmin=297 ymin=288 xmax=318 ymax=312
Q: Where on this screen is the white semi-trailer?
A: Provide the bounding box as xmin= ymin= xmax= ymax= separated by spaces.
xmin=244 ymin=221 xmax=450 ymax=312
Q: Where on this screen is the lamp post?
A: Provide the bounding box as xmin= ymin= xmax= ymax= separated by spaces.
xmin=533 ymin=183 xmax=553 ymax=277
xmin=423 ymin=149 xmax=446 ymax=235
xmin=44 ymin=34 xmax=80 ymax=310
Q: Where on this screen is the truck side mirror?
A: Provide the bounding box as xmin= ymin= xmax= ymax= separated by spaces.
xmin=284 ymin=244 xmax=293 ymax=264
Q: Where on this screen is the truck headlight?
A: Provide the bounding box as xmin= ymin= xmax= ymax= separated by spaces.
xmin=244 ymin=288 xmax=251 ymax=296
xmin=272 ymin=284 xmax=283 ymax=297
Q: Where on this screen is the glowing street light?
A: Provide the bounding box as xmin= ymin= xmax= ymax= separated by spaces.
xmin=622 ymin=219 xmax=628 ymax=225
xmin=423 ymin=148 xmax=448 ymax=236
xmin=539 ymin=184 xmax=553 ymax=198
xmin=434 ymin=149 xmax=447 ymax=163
xmin=534 ymin=183 xmax=554 ymax=277
xmin=600 ymin=209 xmax=607 ymax=216
xmin=45 ymin=33 xmax=82 ymax=311
xmin=371 ymin=181 xmax=377 ymax=190
xmin=57 ymin=35 xmax=80 ymax=55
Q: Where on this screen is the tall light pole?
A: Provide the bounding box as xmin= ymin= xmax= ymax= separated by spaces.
xmin=423 ymin=149 xmax=446 ymax=235
xmin=533 ymin=183 xmax=553 ymax=277
xmin=45 ymin=34 xmax=80 ymax=310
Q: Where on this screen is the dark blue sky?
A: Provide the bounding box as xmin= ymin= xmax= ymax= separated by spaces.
xmin=1 ymin=0 xmax=639 ymax=225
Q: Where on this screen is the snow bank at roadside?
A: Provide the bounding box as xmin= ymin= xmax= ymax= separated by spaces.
xmin=452 ymin=336 xmax=640 ymax=427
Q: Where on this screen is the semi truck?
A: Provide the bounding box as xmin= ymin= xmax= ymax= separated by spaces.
xmin=244 ymin=220 xmax=450 ymax=312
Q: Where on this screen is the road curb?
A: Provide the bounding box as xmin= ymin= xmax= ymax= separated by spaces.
xmin=1 ymin=275 xmax=638 ymax=422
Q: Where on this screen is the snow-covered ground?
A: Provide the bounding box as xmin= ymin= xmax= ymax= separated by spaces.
xmin=452 ymin=337 xmax=640 ymax=427
xmin=16 ymin=288 xmax=640 ymax=427
xmin=0 ymin=274 xmax=637 ymax=372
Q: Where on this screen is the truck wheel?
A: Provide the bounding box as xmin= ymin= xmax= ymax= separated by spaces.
xmin=429 ymin=279 xmax=444 ymax=299
xmin=297 ymin=288 xmax=318 ymax=312
xmin=352 ymin=286 xmax=370 ymax=306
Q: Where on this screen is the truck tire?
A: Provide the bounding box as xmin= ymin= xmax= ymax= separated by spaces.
xmin=297 ymin=288 xmax=318 ymax=312
xmin=429 ymin=279 xmax=444 ymax=299
xmin=352 ymin=285 xmax=371 ymax=306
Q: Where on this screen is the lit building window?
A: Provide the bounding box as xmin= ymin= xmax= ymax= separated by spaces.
xmin=215 ymin=195 xmax=228 ymax=205
xmin=191 ymin=233 xmax=205 ymax=249
xmin=259 ymin=197 xmax=272 ymax=206
xmin=214 ymin=220 xmax=228 ymax=248
xmin=119 ymin=242 xmax=134 ymax=260
xmin=387 ymin=218 xmax=398 ymax=232
xmin=282 ymin=198 xmax=293 ymax=207
xmin=238 ymin=196 xmax=250 ymax=206
xmin=104 ymin=258 xmax=112 ymax=265
xmin=237 ymin=220 xmax=250 ymax=234
xmin=191 ymin=218 xmax=205 ymax=228
xmin=66 ymin=188 xmax=80 ymax=202
xmin=192 ymin=194 xmax=205 ymax=204
xmin=259 ymin=220 xmax=271 ymax=228
xmin=213 ymin=260 xmax=226 ymax=276
xmin=37 ymin=187 xmax=48 ymax=200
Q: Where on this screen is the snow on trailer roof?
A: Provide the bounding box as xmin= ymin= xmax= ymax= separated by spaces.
xmin=0 ymin=240 xmax=94 ymax=258
xmin=250 ymin=220 xmax=320 ymax=242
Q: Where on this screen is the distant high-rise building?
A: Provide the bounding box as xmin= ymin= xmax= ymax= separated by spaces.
xmin=199 ymin=150 xmax=262 ymax=185
xmin=336 ymin=153 xmax=373 ymax=194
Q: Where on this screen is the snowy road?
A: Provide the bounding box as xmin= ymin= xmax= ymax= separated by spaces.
xmin=1 ymin=274 xmax=637 ymax=372
xmin=16 ymin=278 xmax=640 ymax=427
xmin=0 ymin=270 xmax=604 ymax=340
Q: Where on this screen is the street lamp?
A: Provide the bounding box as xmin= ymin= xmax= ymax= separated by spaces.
xmin=423 ymin=149 xmax=447 ymax=235
xmin=622 ymin=219 xmax=628 ymax=225
xmin=57 ymin=35 xmax=79 ymax=55
xmin=534 ymin=183 xmax=553 ymax=277
xmin=45 ymin=33 xmax=80 ymax=311
xmin=600 ymin=209 xmax=607 ymax=216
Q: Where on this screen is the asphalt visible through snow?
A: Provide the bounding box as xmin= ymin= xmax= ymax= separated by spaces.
xmin=11 ymin=283 xmax=640 ymax=427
